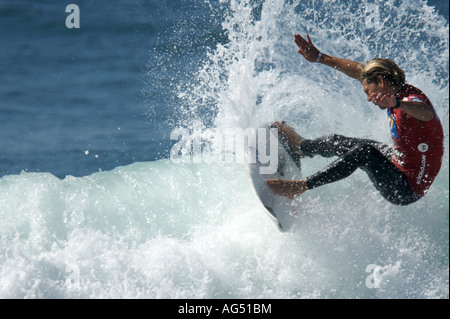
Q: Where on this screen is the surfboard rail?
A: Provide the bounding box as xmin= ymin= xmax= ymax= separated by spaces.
xmin=246 ymin=123 xmax=301 ymax=232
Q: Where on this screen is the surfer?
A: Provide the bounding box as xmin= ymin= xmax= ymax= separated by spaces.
xmin=267 ymin=33 xmax=444 ymax=205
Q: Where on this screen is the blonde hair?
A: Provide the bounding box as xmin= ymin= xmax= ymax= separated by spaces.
xmin=360 ymin=58 xmax=405 ymax=87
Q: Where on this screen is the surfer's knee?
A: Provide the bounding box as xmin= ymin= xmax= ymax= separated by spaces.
xmin=351 ymin=142 xmax=379 ymax=156
xmin=323 ymin=134 xmax=345 ymax=143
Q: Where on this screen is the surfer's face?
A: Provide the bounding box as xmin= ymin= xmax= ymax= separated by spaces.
xmin=362 ymin=79 xmax=380 ymax=100
xmin=361 ymin=78 xmax=392 ymax=108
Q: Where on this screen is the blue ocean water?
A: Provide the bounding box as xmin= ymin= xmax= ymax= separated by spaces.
xmin=0 ymin=0 xmax=448 ymax=299
xmin=0 ymin=0 xmax=226 ymax=178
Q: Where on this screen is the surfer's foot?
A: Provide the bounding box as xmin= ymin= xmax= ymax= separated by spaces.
xmin=267 ymin=179 xmax=308 ymax=200
xmin=270 ymin=121 xmax=308 ymax=161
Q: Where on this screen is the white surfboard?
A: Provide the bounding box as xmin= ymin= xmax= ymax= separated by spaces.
xmin=246 ymin=123 xmax=302 ymax=232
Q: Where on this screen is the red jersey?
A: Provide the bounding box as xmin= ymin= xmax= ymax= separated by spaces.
xmin=388 ymin=84 xmax=444 ymax=196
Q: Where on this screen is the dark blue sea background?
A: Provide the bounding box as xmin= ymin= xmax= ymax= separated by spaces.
xmin=1 ymin=0 xmax=227 ymax=178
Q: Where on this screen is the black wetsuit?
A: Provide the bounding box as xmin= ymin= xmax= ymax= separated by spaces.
xmin=295 ymin=134 xmax=421 ymax=206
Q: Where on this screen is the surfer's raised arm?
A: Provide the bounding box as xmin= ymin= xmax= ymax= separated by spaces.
xmin=294 ymin=33 xmax=363 ymax=80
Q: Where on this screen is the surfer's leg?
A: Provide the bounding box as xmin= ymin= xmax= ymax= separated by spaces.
xmin=362 ymin=156 xmax=421 ymax=206
xmin=299 ymin=134 xmax=384 ymax=158
xmin=272 ymin=122 xmax=384 ymax=159
xmin=304 ymin=142 xmax=421 ymax=205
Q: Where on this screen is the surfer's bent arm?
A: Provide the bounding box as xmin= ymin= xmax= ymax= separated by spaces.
xmin=317 ymin=54 xmax=363 ymax=80
xmin=393 ymin=100 xmax=435 ymax=122
xmin=294 ymin=33 xmax=363 ymax=80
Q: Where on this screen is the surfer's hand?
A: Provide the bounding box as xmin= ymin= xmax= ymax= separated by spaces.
xmin=368 ymin=92 xmax=396 ymax=110
xmin=294 ymin=33 xmax=321 ymax=63
xmin=267 ymin=179 xmax=307 ymax=200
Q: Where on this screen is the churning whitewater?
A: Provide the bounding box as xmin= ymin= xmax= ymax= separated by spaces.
xmin=0 ymin=0 xmax=448 ymax=298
